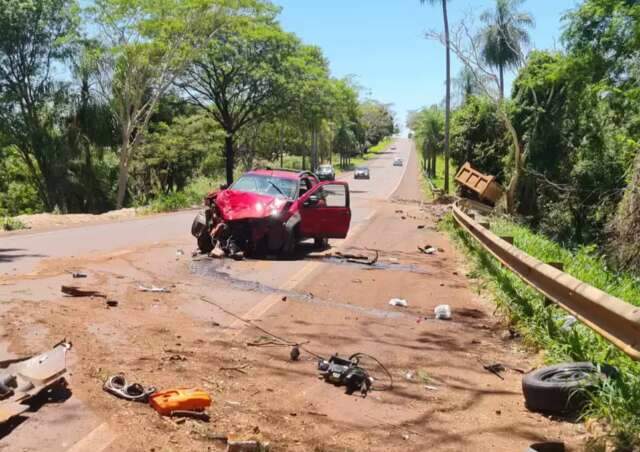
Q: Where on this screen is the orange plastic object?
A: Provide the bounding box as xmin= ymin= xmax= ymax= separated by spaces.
xmin=148 ymin=388 xmax=212 ymax=415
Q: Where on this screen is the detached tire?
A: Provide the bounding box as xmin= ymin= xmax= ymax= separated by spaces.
xmin=522 ymin=362 xmax=601 ymax=414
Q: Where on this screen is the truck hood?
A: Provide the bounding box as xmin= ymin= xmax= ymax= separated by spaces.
xmin=214 ymin=190 xmax=289 ymax=221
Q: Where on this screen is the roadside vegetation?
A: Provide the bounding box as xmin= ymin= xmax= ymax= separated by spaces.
xmin=0 ymin=0 xmax=396 ymax=221
xmin=409 ymin=0 xmax=640 ymax=447
xmin=442 ymin=214 xmax=640 ymax=449
xmin=409 ymin=0 xmax=640 ymax=276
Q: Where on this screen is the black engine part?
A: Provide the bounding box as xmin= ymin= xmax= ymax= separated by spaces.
xmin=318 ymin=354 xmax=373 ymax=397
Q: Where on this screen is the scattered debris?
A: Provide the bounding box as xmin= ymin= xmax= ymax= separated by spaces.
xmin=417 ymin=225 xmax=425 ymax=229
xmin=417 ymin=246 xmax=437 ymax=255
xmin=434 ymin=304 xmax=452 ymax=320
xmin=560 ymin=315 xmax=577 ymax=332
xmin=290 ymin=345 xmax=300 ymax=361
xmin=71 ymin=271 xmax=88 ymax=278
xmin=526 ymin=442 xmax=565 ymax=452
xmin=103 ymin=374 xmax=156 ymax=402
xmin=404 ymin=371 xmax=414 ymax=381
xmin=281 ymin=296 xmax=287 ymax=302
xmin=0 ymin=341 xmax=72 ymax=423
xmin=149 ymin=388 xmax=211 ymax=416
xmin=106 ymin=299 xmax=119 ymax=307
xmin=138 ymin=285 xmax=170 ymax=293
xmin=61 ymin=285 xmax=106 ymax=298
xmin=389 ymin=298 xmax=408 ymax=307
xmin=318 ymin=355 xmax=374 ymax=397
xmin=226 ymin=439 xmax=270 ymax=452
xmin=170 ymin=410 xmax=210 ymax=422
xmin=167 ymin=354 xmax=188 ymax=362
xmin=482 ymin=363 xmax=506 ymax=380
xmin=219 ymin=364 xmax=249 ymax=374
xmin=176 ymin=249 xmax=185 ymax=256
xmin=332 ymin=250 xmax=379 ymax=266
xmin=424 ymin=385 xmax=439 ymax=391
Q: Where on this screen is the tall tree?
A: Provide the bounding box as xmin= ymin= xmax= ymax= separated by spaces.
xmin=420 ymin=0 xmax=451 ymax=192
xmin=89 ymin=0 xmax=224 ymax=208
xmin=180 ymin=5 xmax=300 ymax=185
xmin=0 ymin=0 xmax=79 ymax=210
xmin=479 ymin=0 xmax=534 ymax=98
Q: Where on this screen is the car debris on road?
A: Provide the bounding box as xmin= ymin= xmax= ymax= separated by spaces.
xmin=434 ymin=304 xmax=452 ymax=320
xmin=389 ymin=298 xmax=408 ymax=307
xmin=61 ymin=285 xmax=106 ymax=298
xmin=138 ymin=285 xmax=170 ymax=293
xmin=103 ymin=374 xmax=157 ymax=403
xmin=0 ymin=341 xmax=72 ymax=423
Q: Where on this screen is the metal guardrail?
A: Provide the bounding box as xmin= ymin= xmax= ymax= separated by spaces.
xmin=452 ymin=202 xmax=640 ymax=360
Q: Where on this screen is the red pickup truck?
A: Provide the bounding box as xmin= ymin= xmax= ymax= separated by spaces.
xmin=191 ymin=169 xmax=351 ymax=257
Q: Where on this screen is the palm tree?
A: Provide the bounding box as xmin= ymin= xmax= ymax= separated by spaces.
xmin=453 ymin=67 xmax=486 ymax=105
xmin=420 ymin=0 xmax=450 ymax=193
xmin=480 ymin=0 xmax=534 ymax=98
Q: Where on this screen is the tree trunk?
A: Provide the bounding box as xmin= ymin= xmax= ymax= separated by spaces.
xmin=443 ymin=0 xmax=451 ymax=194
xmin=499 ymin=64 xmax=505 ymax=99
xmin=116 ymin=127 xmax=130 ymax=209
xmin=225 ymin=134 xmax=234 ymax=186
xmin=279 ymin=125 xmax=284 ymax=168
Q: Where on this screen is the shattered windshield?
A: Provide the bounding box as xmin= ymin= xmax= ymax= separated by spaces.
xmin=230 ymin=174 xmax=298 ymax=199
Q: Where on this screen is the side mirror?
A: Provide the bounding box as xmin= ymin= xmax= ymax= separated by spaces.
xmin=219 ymin=183 xmax=229 ymax=190
xmin=304 ymin=194 xmax=320 ymax=207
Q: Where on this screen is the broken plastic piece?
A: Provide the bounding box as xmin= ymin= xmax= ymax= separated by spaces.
xmin=434 ymin=304 xmax=452 ymax=320
xmin=138 ymin=285 xmax=170 ymax=293
xmin=388 ymin=298 xmax=408 ymax=307
xmin=0 ymin=341 xmax=72 ymax=423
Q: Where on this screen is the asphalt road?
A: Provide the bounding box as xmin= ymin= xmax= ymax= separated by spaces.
xmin=0 ymin=139 xmax=414 ymax=278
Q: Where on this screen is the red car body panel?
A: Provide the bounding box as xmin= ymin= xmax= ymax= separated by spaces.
xmin=213 ymin=189 xmax=287 ymax=221
xmin=296 ymin=182 xmax=351 ymax=238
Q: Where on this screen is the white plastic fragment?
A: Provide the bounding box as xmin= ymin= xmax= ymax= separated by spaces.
xmin=434 ymin=304 xmax=452 ymax=320
xmin=389 ymin=298 xmax=408 ymax=307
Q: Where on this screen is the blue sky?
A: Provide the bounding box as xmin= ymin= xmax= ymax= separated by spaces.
xmin=274 ymin=0 xmax=581 ymax=132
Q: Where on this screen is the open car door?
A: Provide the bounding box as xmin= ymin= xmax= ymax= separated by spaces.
xmin=298 ymin=181 xmax=351 ymax=239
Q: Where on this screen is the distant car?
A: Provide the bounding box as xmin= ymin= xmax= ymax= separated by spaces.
xmin=391 ymin=146 xmax=397 ymax=150
xmin=316 ymin=164 xmax=336 ymax=181
xmin=354 ymin=167 xmax=370 ymax=179
xmin=393 ymin=158 xmax=403 ymax=166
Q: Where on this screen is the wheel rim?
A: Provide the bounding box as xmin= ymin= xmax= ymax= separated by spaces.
xmin=541 ymin=367 xmax=594 ymax=384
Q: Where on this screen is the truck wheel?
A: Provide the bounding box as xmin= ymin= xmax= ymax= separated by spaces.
xmin=522 ymin=362 xmax=604 ymax=414
xmin=197 ymin=233 xmax=214 ymax=254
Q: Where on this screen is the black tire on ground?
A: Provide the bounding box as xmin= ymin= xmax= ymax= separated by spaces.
xmin=197 ymin=233 xmax=214 ymax=254
xmin=191 ymin=211 xmax=208 ymax=237
xmin=314 ymin=237 xmax=329 ymax=250
xmin=522 ymin=362 xmax=601 ymax=414
xmin=281 ymin=228 xmax=298 ymax=258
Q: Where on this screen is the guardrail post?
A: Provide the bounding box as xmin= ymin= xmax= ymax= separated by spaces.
xmin=544 ymin=262 xmax=565 ymax=307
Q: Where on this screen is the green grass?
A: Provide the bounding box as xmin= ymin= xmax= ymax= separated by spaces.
xmin=442 ymin=214 xmax=640 ymax=449
xmin=420 ymin=154 xmax=455 ymax=198
xmin=142 ymin=176 xmax=222 ymax=214
xmin=1 ymin=216 xmax=27 ymax=231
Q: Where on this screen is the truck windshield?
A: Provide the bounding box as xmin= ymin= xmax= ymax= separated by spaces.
xmin=230 ymin=175 xmax=298 ymax=199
